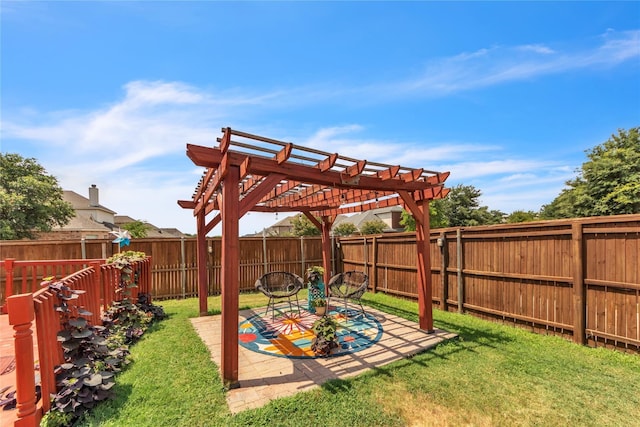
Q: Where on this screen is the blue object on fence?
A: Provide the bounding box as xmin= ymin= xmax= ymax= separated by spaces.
xmin=110 ymin=229 xmax=132 ymax=248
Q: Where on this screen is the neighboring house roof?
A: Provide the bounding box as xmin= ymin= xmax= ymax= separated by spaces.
xmin=333 ymin=206 xmax=404 ymax=233
xmin=270 ymin=215 xmax=297 ymax=228
xmin=115 ymin=215 xmax=187 ymax=238
xmin=63 ymin=190 xmax=116 ymax=214
xmin=159 ymin=228 xmax=188 ymax=238
xmin=114 ymin=215 xmax=136 ymax=223
xmin=56 ymin=214 xmax=113 ymax=233
xmin=257 ymin=206 xmax=405 ymax=237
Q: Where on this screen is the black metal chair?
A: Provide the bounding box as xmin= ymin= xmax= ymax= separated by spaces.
xmin=255 ymin=271 xmax=304 ymax=319
xmin=328 ymin=271 xmax=369 ymax=317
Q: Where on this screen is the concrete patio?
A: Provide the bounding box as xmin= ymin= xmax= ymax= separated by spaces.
xmin=191 ymin=302 xmax=457 ymax=413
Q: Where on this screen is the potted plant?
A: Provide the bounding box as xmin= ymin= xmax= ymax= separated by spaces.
xmin=306 ymin=265 xmax=325 ymax=283
xmin=306 ymin=266 xmax=326 ymax=313
xmin=311 ymin=315 xmax=339 ymax=356
xmin=311 ymin=298 xmax=327 ymax=316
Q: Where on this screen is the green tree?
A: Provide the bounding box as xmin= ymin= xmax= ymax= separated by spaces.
xmin=290 ymin=214 xmax=320 ymax=236
xmin=400 ymin=209 xmax=416 ymax=231
xmin=401 ymin=185 xmax=504 ymax=230
xmin=429 ymin=200 xmax=449 ymax=228
xmin=121 ymin=220 xmax=150 ymax=238
xmin=506 ymin=210 xmax=539 ymax=223
xmin=333 ymin=222 xmax=357 ymax=236
xmin=0 ymin=153 xmax=74 ymax=239
xmin=541 ymin=127 xmax=640 ymax=219
xmin=359 ymin=219 xmax=386 ymax=235
xmin=439 ymin=184 xmax=504 ymax=227
xmin=400 ymin=202 xmax=449 ymax=231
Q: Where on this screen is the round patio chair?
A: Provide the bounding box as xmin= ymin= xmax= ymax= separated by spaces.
xmin=327 ymin=271 xmax=369 ymax=317
xmin=255 ymin=271 xmax=304 ymax=319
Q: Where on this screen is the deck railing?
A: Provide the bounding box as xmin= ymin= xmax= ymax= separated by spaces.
xmin=6 ymin=257 xmax=151 ymax=427
xmin=2 ymin=258 xmax=105 ymax=314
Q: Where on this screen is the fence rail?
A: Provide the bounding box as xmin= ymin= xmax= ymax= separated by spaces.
xmin=339 ymin=214 xmax=640 ymax=352
xmin=6 ymin=257 xmax=152 ymax=426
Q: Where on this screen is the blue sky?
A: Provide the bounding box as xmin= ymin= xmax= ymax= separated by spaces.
xmin=1 ymin=2 xmax=639 ymax=236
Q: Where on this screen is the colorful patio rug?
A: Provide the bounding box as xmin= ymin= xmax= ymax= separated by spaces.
xmin=238 ymin=305 xmax=383 ymax=358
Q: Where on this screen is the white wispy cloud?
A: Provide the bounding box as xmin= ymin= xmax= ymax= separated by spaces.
xmin=443 ymin=159 xmax=557 ymax=180
xmin=390 ymin=29 xmax=639 ymax=97
xmin=300 ymin=125 xmax=501 ymax=167
xmin=3 ymin=81 xmax=238 ymax=172
xmin=517 ymin=44 xmax=556 ymax=55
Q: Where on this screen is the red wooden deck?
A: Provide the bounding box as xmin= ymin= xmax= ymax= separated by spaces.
xmin=1 ymin=314 xmax=18 ymax=427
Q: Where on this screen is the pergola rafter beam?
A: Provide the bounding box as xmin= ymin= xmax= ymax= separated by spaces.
xmin=239 ymin=174 xmax=286 ymax=217
xmin=194 ymin=153 xmax=230 ymax=216
xmin=187 ymin=144 xmax=446 ymax=193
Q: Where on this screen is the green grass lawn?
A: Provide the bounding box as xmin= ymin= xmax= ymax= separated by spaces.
xmin=80 ymin=293 xmax=640 ymax=427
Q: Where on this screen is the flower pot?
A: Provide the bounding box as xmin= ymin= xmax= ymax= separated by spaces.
xmin=315 ymin=306 xmax=326 ymax=316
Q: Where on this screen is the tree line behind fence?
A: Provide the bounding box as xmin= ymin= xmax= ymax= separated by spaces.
xmin=1 ymin=214 xmax=638 ymax=351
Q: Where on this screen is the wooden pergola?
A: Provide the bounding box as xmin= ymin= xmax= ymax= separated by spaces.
xmin=179 ymin=127 xmax=450 ymax=387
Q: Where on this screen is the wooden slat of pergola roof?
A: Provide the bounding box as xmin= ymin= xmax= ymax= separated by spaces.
xmin=179 ymin=127 xmax=450 ymax=388
xmin=178 ymin=128 xmax=450 ymax=218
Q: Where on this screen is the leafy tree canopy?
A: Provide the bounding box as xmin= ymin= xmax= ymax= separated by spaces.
xmin=400 ymin=184 xmax=504 ymax=231
xmin=0 ymin=153 xmax=74 ymax=240
xmin=121 ymin=220 xmax=150 ymax=238
xmin=400 ymin=202 xmax=448 ymax=231
xmin=359 ymin=219 xmax=386 ymax=235
xmin=333 ymin=222 xmax=358 ymax=237
xmin=290 ymin=214 xmax=320 ymax=236
xmin=541 ymin=127 xmax=640 ymax=219
xmin=506 ymin=210 xmax=539 ymax=223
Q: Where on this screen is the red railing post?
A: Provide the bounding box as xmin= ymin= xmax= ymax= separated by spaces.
xmin=2 ymin=258 xmax=16 ymax=314
xmin=90 ymin=261 xmax=102 ymax=323
xmin=8 ymin=293 xmax=39 ymax=427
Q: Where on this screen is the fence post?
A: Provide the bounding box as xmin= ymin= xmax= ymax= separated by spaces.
xmin=363 ymin=237 xmax=369 ymax=275
xmin=8 ymin=293 xmax=38 ymax=426
xmin=2 ymin=258 xmax=16 ymax=314
xmin=300 ymin=236 xmax=305 ymax=276
xmin=440 ymin=232 xmax=448 ymax=311
xmin=331 ymin=235 xmax=336 ymax=277
xmin=262 ymin=232 xmax=268 ymax=274
xmin=572 ymin=222 xmax=586 ymax=345
xmin=371 ymin=236 xmax=378 ymax=293
xmin=180 ymin=237 xmax=186 ymax=298
xmin=81 ymin=237 xmax=87 ymax=260
xmin=457 ymin=229 xmax=464 ymax=313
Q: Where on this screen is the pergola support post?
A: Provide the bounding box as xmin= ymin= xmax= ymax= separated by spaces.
xmin=221 ymin=165 xmax=241 ymax=388
xmin=321 ymin=216 xmax=333 ymax=284
xmin=415 ymin=200 xmax=434 ymax=332
xmin=196 ymin=209 xmax=208 ymax=316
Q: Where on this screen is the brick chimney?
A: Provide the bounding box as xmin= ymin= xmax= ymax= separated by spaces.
xmin=89 ymin=184 xmax=99 ymax=207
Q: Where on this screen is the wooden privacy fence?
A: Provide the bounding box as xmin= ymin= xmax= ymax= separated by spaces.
xmin=1 ymin=236 xmax=326 ymax=302
xmin=6 ymin=257 xmax=152 ymax=426
xmin=2 ymin=215 xmax=637 ymax=351
xmin=339 ymin=214 xmax=640 ymax=352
